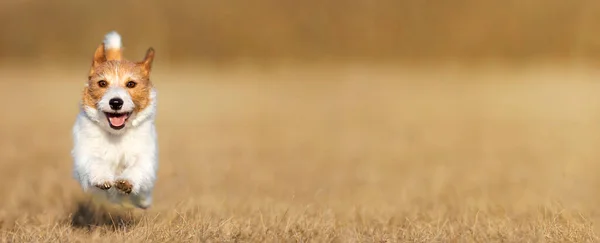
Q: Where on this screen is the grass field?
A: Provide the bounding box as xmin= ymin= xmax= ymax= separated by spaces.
xmin=1 ymin=62 xmax=600 ymax=242
xmin=3 ymin=0 xmax=600 ymax=62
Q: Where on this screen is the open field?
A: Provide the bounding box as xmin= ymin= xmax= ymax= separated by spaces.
xmin=1 ymin=63 xmax=600 ymax=241
xmin=3 ymin=0 xmax=600 ymax=62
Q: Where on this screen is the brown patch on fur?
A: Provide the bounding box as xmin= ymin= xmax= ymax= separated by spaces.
xmin=126 ymin=73 xmax=153 ymax=113
xmin=82 ymin=43 xmax=155 ymax=112
xmin=88 ymin=44 xmax=106 ymax=77
xmin=105 ymin=48 xmax=122 ymax=61
xmin=82 ymin=72 xmax=109 ymax=110
xmin=139 ymin=48 xmax=155 ymax=76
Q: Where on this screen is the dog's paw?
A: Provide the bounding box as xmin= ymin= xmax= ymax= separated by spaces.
xmin=114 ymin=180 xmax=133 ymax=194
xmin=94 ymin=182 xmax=112 ymax=190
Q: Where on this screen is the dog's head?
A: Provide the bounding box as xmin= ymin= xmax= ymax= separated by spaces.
xmin=81 ymin=31 xmax=157 ymax=135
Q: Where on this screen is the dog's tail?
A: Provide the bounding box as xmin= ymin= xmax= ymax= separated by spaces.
xmin=103 ymin=31 xmax=123 ymax=61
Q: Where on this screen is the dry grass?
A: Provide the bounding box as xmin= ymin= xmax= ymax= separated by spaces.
xmin=3 ymin=0 xmax=600 ymax=62
xmin=1 ymin=62 xmax=600 ymax=242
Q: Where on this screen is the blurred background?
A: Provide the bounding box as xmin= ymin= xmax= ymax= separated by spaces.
xmin=3 ymin=0 xmax=600 ymax=241
xmin=3 ymin=0 xmax=600 ymax=64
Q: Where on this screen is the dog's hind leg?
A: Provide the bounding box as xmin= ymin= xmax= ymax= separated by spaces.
xmin=130 ymin=190 xmax=153 ymax=209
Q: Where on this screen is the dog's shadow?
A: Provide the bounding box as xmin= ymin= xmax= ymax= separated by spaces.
xmin=69 ymin=199 xmax=138 ymax=231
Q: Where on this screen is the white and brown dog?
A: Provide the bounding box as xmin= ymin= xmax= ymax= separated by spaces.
xmin=71 ymin=31 xmax=158 ymax=209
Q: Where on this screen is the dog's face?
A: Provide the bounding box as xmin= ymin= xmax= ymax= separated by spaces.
xmin=82 ymin=44 xmax=155 ymax=134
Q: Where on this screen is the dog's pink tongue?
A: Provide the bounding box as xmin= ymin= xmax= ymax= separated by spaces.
xmin=109 ymin=116 xmax=126 ymax=127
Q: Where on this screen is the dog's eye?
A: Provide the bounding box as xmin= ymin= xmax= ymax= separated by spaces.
xmin=126 ymin=81 xmax=137 ymax=88
xmin=97 ymin=80 xmax=108 ymax=88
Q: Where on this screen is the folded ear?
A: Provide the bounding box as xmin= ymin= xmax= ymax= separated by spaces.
xmin=89 ymin=44 xmax=106 ymax=77
xmin=140 ymin=47 xmax=155 ymax=76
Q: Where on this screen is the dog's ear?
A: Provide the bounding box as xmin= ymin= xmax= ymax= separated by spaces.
xmin=139 ymin=47 xmax=155 ymax=76
xmin=89 ymin=44 xmax=106 ymax=77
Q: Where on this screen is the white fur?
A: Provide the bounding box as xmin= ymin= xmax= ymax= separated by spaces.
xmin=72 ymin=89 xmax=158 ymax=209
xmin=103 ymin=31 xmax=122 ymax=50
xmin=71 ymin=32 xmax=158 ymax=209
xmin=98 ymin=86 xmax=135 ymax=114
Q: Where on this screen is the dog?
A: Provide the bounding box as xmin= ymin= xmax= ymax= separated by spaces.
xmin=71 ymin=31 xmax=158 ymax=209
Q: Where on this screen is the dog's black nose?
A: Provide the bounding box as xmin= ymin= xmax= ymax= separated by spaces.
xmin=109 ymin=98 xmax=123 ymax=110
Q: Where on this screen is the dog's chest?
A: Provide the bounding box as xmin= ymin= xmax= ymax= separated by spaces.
xmin=100 ymin=131 xmax=149 ymax=174
xmin=103 ymin=143 xmax=137 ymax=175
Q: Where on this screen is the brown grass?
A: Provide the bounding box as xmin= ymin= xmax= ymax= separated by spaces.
xmin=3 ymin=0 xmax=600 ymax=63
xmin=0 ymin=62 xmax=599 ymax=242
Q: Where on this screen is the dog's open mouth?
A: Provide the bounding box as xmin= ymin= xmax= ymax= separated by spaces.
xmin=105 ymin=112 xmax=131 ymax=130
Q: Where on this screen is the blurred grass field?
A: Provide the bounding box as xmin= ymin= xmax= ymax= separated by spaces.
xmin=1 ymin=64 xmax=600 ymax=241
xmin=2 ymin=0 xmax=600 ymax=242
xmin=2 ymin=0 xmax=600 ymax=63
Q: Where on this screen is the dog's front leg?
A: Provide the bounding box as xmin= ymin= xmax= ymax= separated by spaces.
xmin=114 ymin=154 xmax=157 ymax=195
xmin=74 ymin=155 xmax=116 ymax=192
